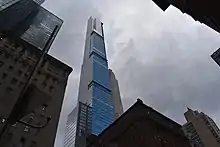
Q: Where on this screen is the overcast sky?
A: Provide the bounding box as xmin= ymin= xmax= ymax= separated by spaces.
xmin=43 ymin=0 xmax=220 ymax=146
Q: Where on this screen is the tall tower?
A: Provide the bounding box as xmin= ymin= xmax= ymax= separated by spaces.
xmin=64 ymin=17 xmax=123 ymax=147
xmin=182 ymin=108 xmax=220 ymax=147
xmin=78 ymin=17 xmax=114 ymax=134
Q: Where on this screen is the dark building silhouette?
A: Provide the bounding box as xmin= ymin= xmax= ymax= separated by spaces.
xmin=0 ymin=0 xmax=62 ymax=51
xmin=0 ymin=0 xmax=44 ymax=31
xmin=87 ymin=99 xmax=191 ymax=147
xmin=0 ymin=32 xmax=72 ymax=147
xmin=211 ymin=48 xmax=220 ymax=67
xmin=152 ymin=0 xmax=220 ymax=33
xmin=0 ymin=1 xmax=72 ymax=147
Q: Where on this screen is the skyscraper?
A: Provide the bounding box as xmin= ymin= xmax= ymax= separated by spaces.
xmin=182 ymin=108 xmax=220 ymax=147
xmin=64 ymin=17 xmax=123 ymax=147
xmin=0 ymin=0 xmax=62 ymax=52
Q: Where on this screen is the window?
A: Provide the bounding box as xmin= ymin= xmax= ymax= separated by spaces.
xmin=14 ymin=43 xmax=19 ymax=48
xmin=12 ymin=123 xmax=17 ymax=127
xmin=20 ymin=49 xmax=25 ymax=56
xmin=91 ymin=33 xmax=105 ymax=56
xmin=0 ymin=61 xmax=3 ymax=67
xmin=24 ymin=73 xmax=29 ymax=78
xmin=49 ymin=86 xmax=54 ymax=92
xmin=0 ymin=49 xmax=3 ymax=55
xmin=52 ymin=77 xmax=58 ymax=84
xmin=19 ymin=137 xmax=26 ymax=147
xmin=4 ymin=52 xmax=10 ymax=59
xmin=30 ymin=141 xmax=36 ymax=147
xmin=33 ymin=78 xmax=38 ymax=82
xmin=28 ymin=114 xmax=35 ymax=123
xmin=19 ymin=82 xmax=24 ymax=87
xmin=27 ymin=66 xmax=33 ymax=73
xmin=24 ymin=126 xmax=30 ymax=133
xmin=2 ymin=73 xmax=7 ymax=79
xmin=42 ymin=81 xmax=47 ymax=87
xmin=42 ymin=104 xmax=48 ymax=111
xmin=11 ymin=78 xmax=18 ymax=85
xmin=1 ymin=118 xmax=5 ymax=123
xmin=6 ymin=87 xmax=13 ymax=92
xmin=17 ymin=70 xmax=23 ymax=76
xmin=8 ymin=65 xmax=13 ymax=71
xmin=93 ymin=19 xmax=96 ymax=29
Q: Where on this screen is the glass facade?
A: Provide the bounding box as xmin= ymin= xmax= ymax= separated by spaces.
xmin=0 ymin=0 xmax=62 ymax=52
xmin=89 ymin=31 xmax=114 ymax=135
xmin=64 ymin=17 xmax=115 ymax=147
xmin=0 ymin=0 xmax=40 ymax=31
xmin=64 ymin=102 xmax=92 ymax=147
xmin=0 ymin=0 xmax=44 ymax=11
xmin=12 ymin=6 xmax=63 ymax=51
xmin=0 ymin=0 xmax=19 ymax=11
xmin=21 ymin=6 xmax=62 ymax=51
xmin=64 ymin=107 xmax=77 ymax=147
xmin=75 ymin=102 xmax=92 ymax=147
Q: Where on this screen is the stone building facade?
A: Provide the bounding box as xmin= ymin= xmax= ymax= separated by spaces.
xmin=0 ymin=32 xmax=72 ymax=147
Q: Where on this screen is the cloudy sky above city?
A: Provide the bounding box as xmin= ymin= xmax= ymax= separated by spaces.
xmin=43 ymin=0 xmax=220 ymax=146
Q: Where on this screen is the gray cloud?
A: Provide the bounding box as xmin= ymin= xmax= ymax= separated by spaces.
xmin=43 ymin=0 xmax=220 ymax=146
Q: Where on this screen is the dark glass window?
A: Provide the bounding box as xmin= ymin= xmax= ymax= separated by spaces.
xmin=19 ymin=6 xmax=63 ymax=51
xmin=90 ymin=53 xmax=107 ymax=67
xmin=11 ymin=78 xmax=18 ymax=85
xmin=91 ymin=33 xmax=106 ymax=57
xmin=92 ymin=60 xmax=110 ymax=89
xmin=2 ymin=73 xmax=7 ymax=79
xmin=17 ymin=70 xmax=23 ymax=76
xmin=0 ymin=61 xmax=4 ymax=67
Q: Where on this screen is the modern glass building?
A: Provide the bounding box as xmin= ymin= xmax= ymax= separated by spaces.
xmin=0 ymin=0 xmax=62 ymax=51
xmin=64 ymin=102 xmax=92 ymax=147
xmin=0 ymin=0 xmax=44 ymax=31
xmin=64 ymin=17 xmax=123 ymax=147
xmin=78 ymin=17 xmax=114 ymax=135
xmin=12 ymin=6 xmax=63 ymax=51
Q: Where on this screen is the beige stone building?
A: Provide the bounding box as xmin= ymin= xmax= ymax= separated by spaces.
xmin=182 ymin=108 xmax=220 ymax=147
xmin=0 ymin=33 xmax=72 ymax=147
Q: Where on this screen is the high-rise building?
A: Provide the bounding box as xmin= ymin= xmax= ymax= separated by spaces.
xmin=64 ymin=17 xmax=123 ymax=147
xmin=64 ymin=102 xmax=92 ymax=147
xmin=0 ymin=0 xmax=44 ymax=31
xmin=0 ymin=1 xmax=62 ymax=52
xmin=109 ymin=69 xmax=123 ymax=119
xmin=182 ymin=108 xmax=220 ymax=147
